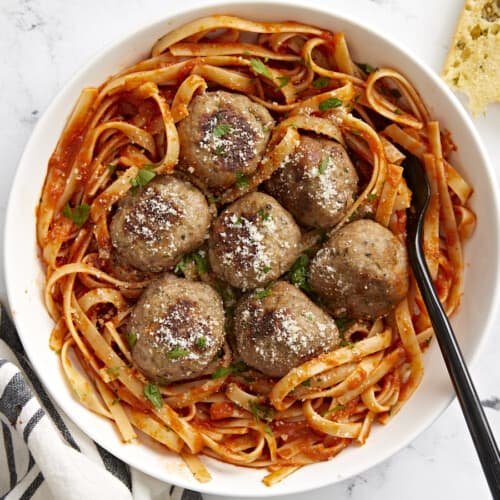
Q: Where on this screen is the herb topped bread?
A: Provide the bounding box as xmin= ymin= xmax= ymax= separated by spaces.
xmin=442 ymin=0 xmax=500 ymax=114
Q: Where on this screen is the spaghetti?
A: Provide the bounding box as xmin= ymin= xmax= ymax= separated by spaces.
xmin=37 ymin=15 xmax=476 ymax=486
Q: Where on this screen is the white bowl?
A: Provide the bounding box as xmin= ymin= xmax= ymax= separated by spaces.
xmin=5 ymin=1 xmax=500 ymax=496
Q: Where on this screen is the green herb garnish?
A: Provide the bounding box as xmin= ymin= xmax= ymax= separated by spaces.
xmin=249 ymin=401 xmax=275 ymax=422
xmin=257 ymin=208 xmax=270 ymax=221
xmin=323 ymin=404 xmax=346 ymax=416
xmin=318 ymin=157 xmax=329 ymax=175
xmin=358 ymin=63 xmax=378 ymax=74
xmin=174 ymin=251 xmax=208 ymax=276
xmin=312 ymin=77 xmax=331 ymax=89
xmin=262 ymin=265 xmax=271 ymax=274
xmin=211 ymin=361 xmax=249 ymax=379
xmin=108 ymin=164 xmax=116 ymax=174
xmin=276 ymin=76 xmax=290 ymax=88
xmin=318 ymin=97 xmax=343 ymax=112
xmin=166 ymin=346 xmax=190 ymax=359
xmin=367 ymin=193 xmax=378 ymax=202
xmin=208 ymin=195 xmax=219 ymax=204
xmin=130 ymin=168 xmax=156 ymax=189
xmin=144 ymin=383 xmax=163 ymax=409
xmin=196 ymin=337 xmax=207 ymax=349
xmin=249 ymin=58 xmax=272 ymax=79
xmin=215 ymin=145 xmax=225 ymax=156
xmin=125 ymin=331 xmax=137 ymax=348
xmin=235 ymin=171 xmax=250 ymax=189
xmin=213 ymin=124 xmax=232 ymax=137
xmin=111 ymin=397 xmax=121 ymax=405
xmin=287 ymin=254 xmax=311 ymax=292
xmin=62 ymin=203 xmax=90 ymax=228
xmin=255 ymin=285 xmax=272 ymax=299
xmin=394 ymin=108 xmax=404 ymax=115
xmin=335 ymin=318 xmax=355 ymax=334
xmin=192 ymin=251 xmax=208 ymax=274
xmin=301 ymin=378 xmax=311 ymax=387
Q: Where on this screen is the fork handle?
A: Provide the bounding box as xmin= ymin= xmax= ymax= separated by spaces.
xmin=409 ymin=238 xmax=500 ymax=498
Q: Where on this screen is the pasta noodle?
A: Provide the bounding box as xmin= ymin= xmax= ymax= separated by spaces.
xmin=37 ymin=15 xmax=475 ymax=486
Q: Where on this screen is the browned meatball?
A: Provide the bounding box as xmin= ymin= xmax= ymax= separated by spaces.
xmin=128 ymin=274 xmax=225 ymax=383
xmin=110 ymin=175 xmax=210 ymax=273
xmin=177 ymin=91 xmax=274 ymax=189
xmin=309 ymin=219 xmax=409 ymax=319
xmin=233 ymin=281 xmax=340 ymax=377
xmin=264 ymin=135 xmax=358 ymax=229
xmin=208 ymin=192 xmax=301 ymax=289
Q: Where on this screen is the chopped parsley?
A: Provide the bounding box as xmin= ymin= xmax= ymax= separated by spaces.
xmin=196 ymin=337 xmax=207 ymax=349
xmin=211 ymin=361 xmax=249 ymax=379
xmin=213 ymin=124 xmax=232 ymax=137
xmin=255 ymin=285 xmax=272 ymax=299
xmin=312 ymin=76 xmax=331 ymax=89
xmin=264 ymin=424 xmax=273 ymax=436
xmin=335 ymin=317 xmax=355 ymax=334
xmin=318 ymin=97 xmax=343 ymax=112
xmin=62 ymin=203 xmax=90 ymax=228
xmin=249 ymin=58 xmax=272 ymax=79
xmin=111 ymin=397 xmax=121 ymax=406
xmin=125 ymin=331 xmax=137 ymax=348
xmin=367 ymin=193 xmax=378 ymax=202
xmin=262 ymin=265 xmax=271 ymax=274
xmin=249 ymin=401 xmax=275 ymax=422
xmin=108 ymin=164 xmax=116 ymax=174
xmin=144 ymin=383 xmax=163 ymax=409
xmin=358 ymin=63 xmax=378 ymax=74
xmin=235 ymin=171 xmax=250 ymax=189
xmin=301 ymin=378 xmax=311 ymax=387
xmin=215 ymin=145 xmax=225 ymax=156
xmin=208 ymin=195 xmax=219 ymax=204
xmin=257 ymin=208 xmax=271 ymax=221
xmin=318 ymin=157 xmax=329 ymax=175
xmin=130 ymin=168 xmax=156 ymax=190
xmin=106 ymin=366 xmax=121 ymax=375
xmin=287 ymin=254 xmax=311 ymax=292
xmin=174 ymin=251 xmax=208 ymax=276
xmin=323 ymin=404 xmax=346 ymax=416
xmin=166 ymin=346 xmax=190 ymax=359
xmin=191 ymin=251 xmax=209 ymax=274
xmin=276 ymin=76 xmax=290 ymax=88
xmin=394 ymin=108 xmax=404 ymax=115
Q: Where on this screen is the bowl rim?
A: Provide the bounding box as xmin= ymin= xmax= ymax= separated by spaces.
xmin=5 ymin=0 xmax=500 ymax=496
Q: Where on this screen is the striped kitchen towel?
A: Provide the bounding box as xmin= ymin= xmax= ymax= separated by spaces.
xmin=0 ymin=304 xmax=202 ymax=500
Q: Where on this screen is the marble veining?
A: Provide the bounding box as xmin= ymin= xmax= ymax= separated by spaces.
xmin=1 ymin=1 xmax=499 ymax=499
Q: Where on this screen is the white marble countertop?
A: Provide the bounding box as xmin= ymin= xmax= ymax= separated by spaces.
xmin=1 ymin=0 xmax=499 ymax=498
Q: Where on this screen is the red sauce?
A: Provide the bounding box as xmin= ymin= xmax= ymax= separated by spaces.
xmin=210 ymin=401 xmax=234 ymax=420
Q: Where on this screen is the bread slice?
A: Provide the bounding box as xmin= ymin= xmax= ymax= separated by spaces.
xmin=442 ymin=0 xmax=500 ymax=115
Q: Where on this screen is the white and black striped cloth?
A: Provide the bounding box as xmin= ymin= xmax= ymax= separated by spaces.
xmin=0 ymin=304 xmax=202 ymax=500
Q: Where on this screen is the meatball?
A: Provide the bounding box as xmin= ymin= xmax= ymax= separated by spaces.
xmin=177 ymin=91 xmax=274 ymax=189
xmin=264 ymin=135 xmax=359 ymax=229
xmin=208 ymin=192 xmax=301 ymax=289
xmin=309 ymin=219 xmax=409 ymax=319
xmin=128 ymin=274 xmax=225 ymax=383
xmin=110 ymin=175 xmax=210 ymax=273
xmin=233 ymin=281 xmax=340 ymax=377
